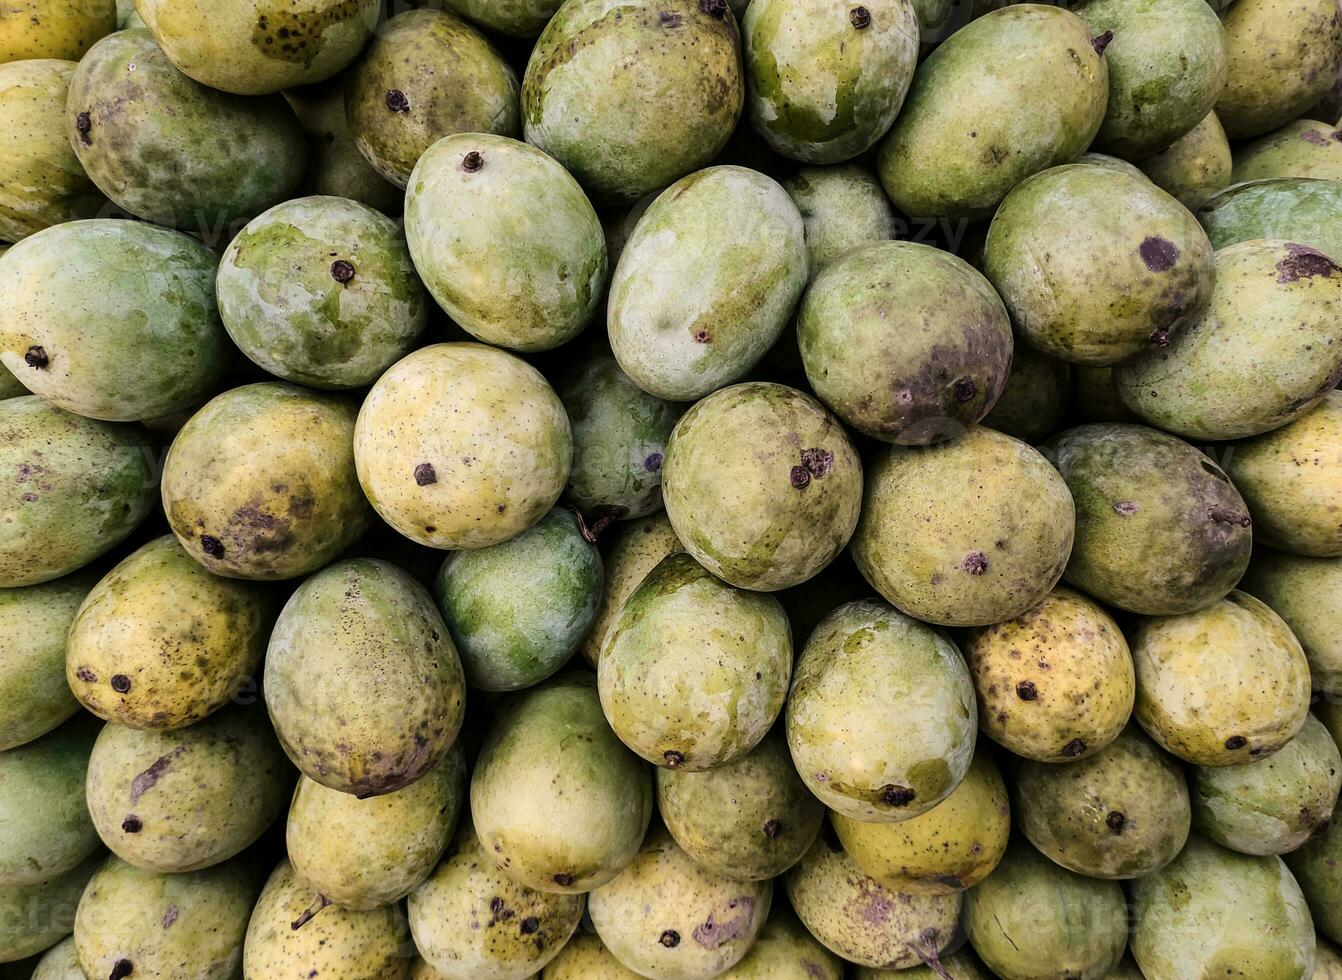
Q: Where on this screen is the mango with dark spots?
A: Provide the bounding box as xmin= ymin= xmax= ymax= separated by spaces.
xmin=965 ymin=839 xmax=1128 ymax=980
xmin=1012 ymin=726 xmax=1191 ymax=879
xmin=243 ymin=859 xmax=409 ymax=979
xmin=579 ymin=513 xmax=682 ymax=668
xmin=1132 ymin=836 xmax=1315 ymax=980
xmin=346 ymin=9 xmax=519 ymax=189
xmin=851 ymin=426 xmax=1075 ymax=626
xmin=588 ymin=823 xmax=772 ymax=978
xmin=982 ymin=345 xmax=1072 ymax=444
xmin=470 ymin=671 xmax=652 ymax=894
xmin=522 ymin=0 xmax=743 ymax=206
xmin=408 ymin=819 xmax=583 ymax=978
xmin=66 ymin=31 xmax=307 ymax=229
xmin=0 ymin=220 xmax=230 ymax=422
xmin=1139 ymin=110 xmax=1233 ymax=209
xmin=832 ymin=749 xmax=1010 ymax=894
xmin=217 ymin=194 xmax=428 ymax=389
xmin=136 ymin=0 xmax=379 ymax=95
xmin=265 ymin=558 xmax=466 ymax=797
xmin=541 ymin=932 xmax=642 ymax=980
xmin=786 ymin=599 xmax=976 ymax=822
xmin=1197 ymin=177 xmax=1342 ymax=261
xmin=288 ymin=741 xmax=465 ymax=909
xmin=1240 ymin=549 xmax=1342 ymax=694
xmin=0 ymin=0 xmax=116 ymax=63
xmin=1043 ymin=423 xmax=1252 ymax=615
xmin=598 ymin=552 xmax=791 ymax=771
xmin=877 ymin=4 xmax=1108 ymax=220
xmin=0 ymin=397 xmax=158 ymax=588
xmin=1131 ymin=591 xmax=1311 ymax=766
xmin=984 ymin=164 xmax=1216 ymax=366
xmin=1232 ymin=120 xmax=1342 ymax=183
xmin=782 ymin=163 xmax=898 ymax=278
xmin=718 ymin=904 xmax=843 ymax=979
xmin=162 ymin=383 xmax=372 ymax=580
xmin=1286 ymin=806 xmax=1342 ymax=945
xmin=442 ymin=0 xmax=564 ymax=37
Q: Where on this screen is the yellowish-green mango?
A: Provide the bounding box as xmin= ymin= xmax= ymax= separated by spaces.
xmin=1139 ymin=110 xmax=1233 ymax=209
xmin=1287 ymin=812 xmax=1342 ymax=945
xmin=1197 ymin=177 xmax=1342 ymax=260
xmin=719 ymin=904 xmax=843 ymax=979
xmin=854 ymin=951 xmax=994 ymax=980
xmin=579 ymin=513 xmax=682 ymax=668
xmin=30 ymin=937 xmax=81 ymax=980
xmin=0 ymin=570 xmax=92 ymax=750
xmin=982 ymin=345 xmax=1072 ymax=445
xmin=782 ymin=163 xmax=898 ymax=278
xmin=1241 ymin=549 xmax=1342 ymax=694
xmin=541 ymin=932 xmax=641 ymax=979
xmin=0 ymin=0 xmax=116 ymax=63
xmin=283 ymin=77 xmax=402 ymax=216
xmin=1233 ymin=119 xmax=1342 ymax=183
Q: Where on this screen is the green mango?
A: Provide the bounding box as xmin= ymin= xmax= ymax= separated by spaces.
xmin=982 ymin=345 xmax=1072 ymax=444
xmin=1241 ymin=549 xmax=1342 ymax=694
xmin=1233 ymin=119 xmax=1342 ymax=182
xmin=442 ymin=0 xmax=563 ymax=36
xmin=31 ymin=937 xmax=81 ymax=980
xmin=0 ymin=571 xmax=92 ymax=750
xmin=0 ymin=0 xmax=116 ymax=63
xmin=0 ymin=851 xmax=99 ymax=962
xmin=1197 ymin=178 xmax=1342 ymax=260
xmin=541 ymin=932 xmax=641 ymax=979
xmin=719 ymin=904 xmax=843 ymax=979
xmin=579 ymin=513 xmax=682 ymax=668
xmin=1286 ymin=810 xmax=1342 ymax=944
xmin=0 ymin=362 xmax=21 ymax=399
xmin=1139 ymin=110 xmax=1233 ymax=209
xmin=783 ymin=163 xmax=898 ymax=278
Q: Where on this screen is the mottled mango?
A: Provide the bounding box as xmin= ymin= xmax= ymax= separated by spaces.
xmin=1241 ymin=549 xmax=1342 ymax=694
xmin=1197 ymin=178 xmax=1342 ymax=260
xmin=1233 ymin=120 xmax=1342 ymax=183
xmin=782 ymin=163 xmax=897 ymax=277
xmin=0 ymin=0 xmax=116 ymax=63
xmin=0 ymin=571 xmax=92 ymax=749
xmin=443 ymin=0 xmax=562 ymax=36
xmin=1139 ymin=110 xmax=1232 ymax=209
xmin=579 ymin=513 xmax=682 ymax=668
xmin=981 ymin=345 xmax=1072 ymax=444
xmin=719 ymin=904 xmax=843 ymax=979
xmin=1286 ymin=806 xmax=1342 ymax=945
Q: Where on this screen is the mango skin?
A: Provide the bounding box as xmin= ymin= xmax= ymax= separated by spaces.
xmin=782 ymin=163 xmax=897 ymax=278
xmin=217 ymin=194 xmax=427 ymax=390
xmin=1198 ymin=178 xmax=1342 ymax=261
xmin=598 ymin=552 xmax=792 ymax=772
xmin=1139 ymin=110 xmax=1232 ymax=209
xmin=0 ymin=851 xmax=98 ymax=961
xmin=1233 ymin=120 xmax=1342 ymax=183
xmin=743 ymin=0 xmax=918 ymax=163
xmin=353 ymin=343 xmax=573 ymax=551
xmin=719 ymin=904 xmax=843 ymax=979
xmin=877 ymin=4 xmax=1108 ymax=220
xmin=541 ymin=932 xmax=642 ymax=979
xmin=1316 ymin=941 xmax=1342 ymax=980
xmin=265 ymin=558 xmax=467 ymax=797
xmin=283 ymin=77 xmax=402 ymax=216
xmin=408 ymin=820 xmax=583 ymax=980
xmin=1241 ymin=549 xmax=1342 ymax=694
xmin=288 ymin=741 xmax=465 ymax=909
xmin=0 ymin=0 xmax=116 ymax=63
xmin=1132 ymin=836 xmax=1315 ymax=980
xmin=1216 ymin=0 xmax=1342 ymax=138
xmin=136 ymin=0 xmax=379 ymax=96
xmin=406 ymin=133 xmax=607 ymax=353
xmin=470 ymin=671 xmax=652 ymax=895
xmin=851 ymin=426 xmax=1075 ymax=627
xmin=589 ymin=824 xmax=772 ymax=980
xmin=1013 ymin=725 xmax=1191 ymax=880
xmin=30 ymin=937 xmax=81 ymax=980
xmin=522 ymin=0 xmax=743 ymax=206
xmin=982 ymin=345 xmax=1072 ymax=444
xmin=162 ymin=382 xmax=372 ymax=581
xmin=608 ymin=166 xmax=808 ymax=402
xmin=66 ymin=30 xmax=307 ymax=230
xmin=798 ymin=241 xmax=1013 ymax=442
xmin=0 ymin=219 xmax=230 ymax=422
xmin=1132 ymin=591 xmax=1311 ymax=766
xmin=1043 ymin=423 xmax=1252 ymax=615
xmin=1286 ymin=803 xmax=1342 ymax=944
xmin=854 ymin=951 xmax=992 ymax=980
xmin=787 ymin=599 xmax=976 ymax=822
xmin=0 ymin=59 xmax=105 ymax=242
xmin=443 ymin=0 xmax=562 ymax=36
xmin=0 ymin=571 xmax=92 ymax=750
xmin=832 ymin=749 xmax=1009 ymax=895
xmin=346 ymin=8 xmax=519 ymax=189
xmin=0 ymin=397 xmax=157 ymax=588
xmin=579 ymin=512 xmax=682 ymax=668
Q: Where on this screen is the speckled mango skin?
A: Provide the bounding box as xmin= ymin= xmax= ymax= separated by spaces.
xmin=162 ymin=383 xmax=372 ymax=580
xmin=136 ymin=0 xmax=378 ymax=95
xmin=662 ymin=383 xmax=862 ymax=592
xmin=1216 ymin=0 xmax=1342 ymax=138
xmin=965 ymin=840 xmax=1128 ymax=980
xmin=1286 ymin=803 xmax=1342 ymax=944
xmin=0 ymin=220 xmax=229 ymax=422
xmin=288 ymin=741 xmax=465 ymax=909
xmin=877 ymin=4 xmax=1108 ymax=220
xmin=782 ymin=164 xmax=897 ymax=278
xmin=442 ymin=0 xmax=562 ymax=36
xmin=541 ymin=932 xmax=642 ymax=979
xmin=1074 ymin=0 xmax=1227 ymax=159
xmin=608 ymin=166 xmax=808 ymax=401
xmin=1233 ymin=120 xmax=1342 ymax=183
xmin=244 ymin=859 xmax=410 ymax=980
xmin=0 ymin=59 xmax=105 ymax=242
xmin=523 ymin=0 xmax=742 ymax=206
xmin=409 ymin=820 xmax=583 ymax=980
xmin=1012 ymin=726 xmax=1190 ymax=880
xmin=1198 ymin=178 xmax=1342 ymax=261
xmin=784 ymin=831 xmax=959 ymax=969
xmin=435 ymin=508 xmax=602 ymax=692
xmin=66 ymin=536 xmax=275 ymax=730
xmin=851 ymin=426 xmax=1075 ymax=627
xmin=743 ymin=0 xmax=917 ymax=164
xmin=589 ymin=824 xmax=772 ymax=980
xmin=67 ymin=31 xmax=307 ymax=229
xmin=265 ymin=558 xmax=467 ymax=797
xmin=0 ymin=397 xmax=157 ymax=588
xmin=0 ymin=851 xmax=98 ymax=961
xmin=719 ymin=904 xmax=843 ymax=979
xmin=1044 ymin=423 xmax=1252 ymax=615
xmin=599 ymin=552 xmax=791 ymax=771
xmin=1241 ymin=550 xmax=1342 ymax=694
xmin=31 ymin=937 xmax=81 ymax=980
xmin=832 ymin=749 xmax=1009 ymax=894
xmin=406 ymin=134 xmax=606 ymax=353
xmin=353 ymin=343 xmax=573 ymax=551
xmin=283 ymin=77 xmax=402 ymax=216
xmin=1132 ymin=591 xmax=1311 ymax=766
xmin=1132 ymin=836 xmax=1315 ymax=980
xmin=1139 ymin=110 xmax=1233 ymax=210
xmin=346 ymin=9 xmax=519 ymax=189
xmin=854 ymin=951 xmax=993 ymax=980
xmin=1117 ymin=240 xmax=1342 ymax=440
xmin=0 ymin=0 xmax=116 ymax=63
xmin=579 ymin=512 xmax=682 ymax=667
xmin=787 ymin=599 xmax=976 ymax=822
xmin=75 ymin=855 xmax=259 ymax=980
xmin=0 ymin=715 xmax=99 ymax=885
xmin=982 ymin=345 xmax=1072 ymax=444
xmin=217 ymin=195 xmax=427 ymax=390
xmin=657 ymin=729 xmax=823 ymax=881
xmin=0 ymin=571 xmax=92 ymax=749
xmin=984 ymin=164 xmax=1215 ymax=366
xmin=470 ymin=671 xmax=652 ymax=894
xmin=799 ymin=241 xmax=1013 ymax=442
xmin=85 ymin=706 xmax=291 ymax=873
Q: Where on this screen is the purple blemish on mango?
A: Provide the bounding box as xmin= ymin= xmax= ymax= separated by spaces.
xmin=693 ymin=897 xmax=755 ymax=949
xmin=200 ymin=535 xmax=225 ymax=558
xmin=385 ymin=89 xmax=409 ymax=113
xmin=790 ymin=466 xmax=810 ymax=490
xmin=1149 ymin=325 xmax=1171 ymax=347
xmin=1091 ymin=30 xmax=1113 ymax=54
xmin=1208 ymin=508 xmax=1251 ymax=528
xmin=850 ymin=5 xmax=871 ymax=28
xmin=1140 ymin=237 xmax=1179 ymax=272
xmin=1302 ymin=129 xmax=1329 ymax=146
xmin=129 ymin=747 xmax=186 ymax=804
xmin=75 ymin=112 xmax=92 ymax=146
xmin=644 ymin=452 xmax=663 ymax=472
xmin=414 ymin=463 xmax=437 ymax=486
xmin=1277 ymin=243 xmax=1340 ymax=283
xmin=801 ymin=447 xmax=833 ymax=478
xmin=962 ymin=552 xmax=988 ymax=575
xmin=162 ymin=905 xmax=178 ymax=928
xmin=461 ymin=151 xmax=484 ymax=173
xmin=1113 ymin=501 xmax=1139 ymax=516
